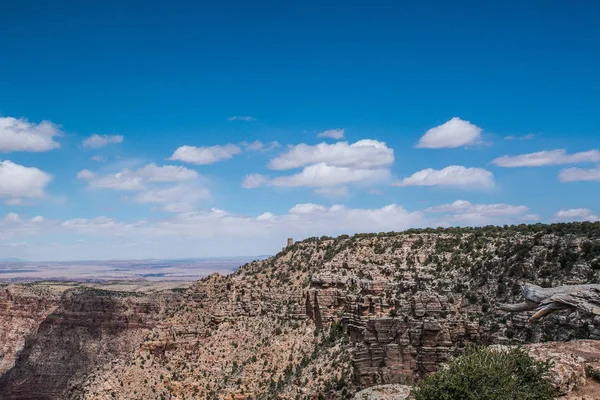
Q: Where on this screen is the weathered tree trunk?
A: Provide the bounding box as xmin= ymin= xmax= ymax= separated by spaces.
xmin=498 ymin=283 xmax=600 ymax=321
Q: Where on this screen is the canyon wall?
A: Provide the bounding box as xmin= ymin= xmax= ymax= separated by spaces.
xmin=1 ymin=223 xmax=599 ymax=399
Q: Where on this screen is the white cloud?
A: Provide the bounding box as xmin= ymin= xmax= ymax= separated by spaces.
xmin=147 ymin=203 xmax=424 ymax=243
xmin=0 ymin=117 xmax=61 ymax=152
xmin=78 ymin=163 xmax=199 ymax=190
xmin=242 ymin=174 xmax=269 ymax=189
xmin=416 ymin=117 xmax=482 ymax=149
xmin=289 ymin=203 xmax=328 ymax=214
xmin=77 ymin=169 xmax=95 ymax=180
xmin=228 ymin=116 xmax=255 ymax=121
xmin=559 ymin=165 xmax=600 ymax=182
xmin=134 ymin=164 xmax=199 ymax=182
xmin=81 ymin=134 xmax=124 ymax=148
xmin=271 ymin=163 xmax=390 ymax=188
xmin=91 ymin=156 xmax=106 ymax=162
xmin=425 ymin=199 xmax=531 ymax=226
xmin=394 ymin=166 xmax=494 ymax=189
xmin=169 ymin=144 xmax=241 ymax=165
xmin=0 ymin=200 xmax=551 ymax=261
xmin=492 ymin=149 xmax=600 ymax=167
xmin=78 ymin=170 xmax=144 ymax=191
xmin=317 ymin=129 xmax=345 ymax=140
xmin=78 ymin=164 xmax=207 ymax=212
xmin=269 ymin=139 xmax=394 ymax=170
xmin=0 ymin=161 xmax=52 ymax=199
xmin=244 ymin=139 xmax=393 ymax=191
xmin=553 ymin=208 xmax=598 ymax=222
xmin=245 ymin=163 xmax=390 ymax=189
xmin=241 ymin=140 xmax=280 ymax=152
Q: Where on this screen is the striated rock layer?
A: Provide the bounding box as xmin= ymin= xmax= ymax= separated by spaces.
xmin=0 ymin=284 xmax=64 ymax=375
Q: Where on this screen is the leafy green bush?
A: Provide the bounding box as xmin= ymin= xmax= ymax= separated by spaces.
xmin=413 ymin=346 xmax=554 ymax=400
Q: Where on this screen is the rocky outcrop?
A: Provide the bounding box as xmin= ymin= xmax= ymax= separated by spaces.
xmin=0 ymin=284 xmax=63 ymax=375
xmin=353 ymin=340 xmax=600 ymax=399
xmin=354 ymin=384 xmax=412 ymax=400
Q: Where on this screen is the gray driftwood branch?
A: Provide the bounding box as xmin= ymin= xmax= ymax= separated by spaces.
xmin=498 ymin=283 xmax=600 ymax=321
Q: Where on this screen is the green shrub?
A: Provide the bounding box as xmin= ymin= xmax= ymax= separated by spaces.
xmin=413 ymin=346 xmax=554 ymax=400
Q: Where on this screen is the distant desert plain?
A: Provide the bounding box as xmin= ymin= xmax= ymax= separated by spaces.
xmin=0 ymin=256 xmax=268 ymax=291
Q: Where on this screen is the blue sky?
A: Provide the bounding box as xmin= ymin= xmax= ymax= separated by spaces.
xmin=1 ymin=0 xmax=599 ymax=261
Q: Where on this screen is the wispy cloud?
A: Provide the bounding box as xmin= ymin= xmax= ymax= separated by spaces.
xmin=228 ymin=116 xmax=256 ymax=122
xmin=492 ymin=149 xmax=600 ymax=167
xmin=394 ymin=166 xmax=494 ymax=189
xmin=504 ymin=133 xmax=536 ymax=140
xmin=559 ymin=165 xmax=600 ymax=182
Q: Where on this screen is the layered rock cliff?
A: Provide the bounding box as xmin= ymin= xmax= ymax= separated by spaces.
xmin=0 ymin=284 xmax=63 ymax=375
xmin=1 ymin=222 xmax=600 ymax=399
xmin=0 ymin=287 xmax=179 ymax=399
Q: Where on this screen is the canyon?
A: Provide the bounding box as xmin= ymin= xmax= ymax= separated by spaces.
xmin=1 ymin=222 xmax=600 ymax=399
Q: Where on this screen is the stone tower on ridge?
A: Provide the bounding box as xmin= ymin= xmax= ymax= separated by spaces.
xmin=287 ymin=238 xmax=293 ymax=247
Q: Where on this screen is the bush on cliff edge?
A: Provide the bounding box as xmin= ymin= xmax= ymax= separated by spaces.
xmin=412 ymin=346 xmax=554 ymax=400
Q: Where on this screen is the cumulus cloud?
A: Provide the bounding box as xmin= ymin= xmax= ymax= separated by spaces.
xmin=269 ymin=140 xmax=394 ymax=170
xmin=492 ymin=149 xmax=600 ymax=167
xmin=559 ymin=165 xmax=600 ymax=182
xmin=0 ymin=161 xmax=52 ymax=199
xmin=416 ymin=117 xmax=482 ymax=149
xmin=78 ymin=163 xmax=199 ymax=190
xmin=244 ymin=139 xmax=394 ymax=194
xmin=78 ymin=164 xmax=206 ymax=211
xmin=270 ymin=163 xmax=390 ymax=188
xmin=169 ymin=144 xmax=241 ymax=165
xmin=553 ymin=208 xmax=598 ymax=222
xmin=394 ymin=166 xmax=494 ymax=189
xmin=228 ymin=116 xmax=255 ymax=121
xmin=0 ymin=117 xmax=61 ymax=152
xmin=317 ymin=129 xmax=345 ymax=139
xmin=81 ymin=134 xmax=124 ymax=148
xmin=244 ymin=163 xmax=390 ymax=189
